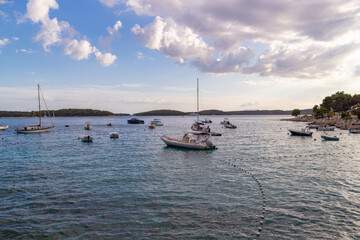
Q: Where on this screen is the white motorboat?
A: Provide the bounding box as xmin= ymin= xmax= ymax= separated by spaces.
xmin=84 ymin=122 xmax=92 ymax=130
xmin=109 ymin=132 xmax=119 ymax=138
xmin=16 ymin=84 xmax=54 ymax=134
xmin=191 ymin=121 xmax=210 ymax=135
xmin=80 ymin=135 xmax=93 ymax=142
xmin=289 ymin=128 xmax=313 ymax=136
xmin=150 ymin=119 xmax=163 ymax=126
xmin=0 ymin=125 xmax=9 ymax=130
xmin=220 ymin=118 xmax=230 ymax=125
xmin=161 ymin=132 xmax=216 ymax=150
xmin=348 ymin=128 xmax=360 ymax=134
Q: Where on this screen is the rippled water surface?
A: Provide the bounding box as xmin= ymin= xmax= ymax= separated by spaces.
xmin=0 ymin=116 xmax=359 ymax=239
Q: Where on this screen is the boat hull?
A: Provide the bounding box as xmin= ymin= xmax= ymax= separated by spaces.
xmin=0 ymin=125 xmax=8 ymax=130
xmin=348 ymin=129 xmax=360 ymax=134
xmin=321 ymin=135 xmax=339 ymax=141
xmin=289 ymin=129 xmax=313 ymax=136
xmin=16 ymin=127 xmax=52 ymax=134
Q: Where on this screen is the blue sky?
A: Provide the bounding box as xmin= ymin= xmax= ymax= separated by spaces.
xmin=1 ymin=0 xmax=360 ymax=113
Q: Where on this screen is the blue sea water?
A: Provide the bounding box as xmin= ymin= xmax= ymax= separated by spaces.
xmin=0 ymin=115 xmax=359 ymax=239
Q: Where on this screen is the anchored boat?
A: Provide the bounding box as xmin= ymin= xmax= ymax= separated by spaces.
xmin=289 ymin=128 xmax=313 ymax=136
xmin=0 ymin=125 xmax=8 ymax=130
xmin=161 ymin=132 xmax=216 ymax=150
xmin=16 ymin=84 xmax=54 ymax=134
xmin=321 ymin=135 xmax=339 ymax=141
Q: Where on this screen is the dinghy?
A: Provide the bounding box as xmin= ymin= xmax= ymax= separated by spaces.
xmin=80 ymin=135 xmax=93 ymax=142
xmin=161 ymin=132 xmax=216 ymax=150
xmin=109 ymin=132 xmax=119 ymax=138
xmin=321 ymin=135 xmax=339 ymax=141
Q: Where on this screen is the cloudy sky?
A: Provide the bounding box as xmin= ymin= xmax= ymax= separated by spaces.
xmin=1 ymin=0 xmax=360 ymax=113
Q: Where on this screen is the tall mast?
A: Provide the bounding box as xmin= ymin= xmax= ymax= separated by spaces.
xmin=197 ymin=78 xmax=199 ymax=122
xmin=38 ymin=84 xmax=41 ymax=127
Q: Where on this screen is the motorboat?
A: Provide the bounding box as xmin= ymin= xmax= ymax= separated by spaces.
xmin=160 ymin=132 xmax=216 ymax=150
xmin=191 ymin=121 xmax=210 ymax=135
xmin=220 ymin=118 xmax=237 ymax=128
xmin=150 ymin=119 xmax=163 ymax=126
xmin=80 ymin=135 xmax=93 ymax=142
xmin=289 ymin=128 xmax=313 ymax=136
xmin=308 ymin=124 xmax=320 ymax=129
xmin=16 ymin=84 xmax=54 ymax=134
xmin=127 ymin=118 xmax=144 ymax=124
xmin=220 ymin=118 xmax=230 ymax=125
xmin=224 ymin=123 xmax=237 ymax=129
xmin=348 ymin=128 xmax=360 ymax=134
xmin=84 ymin=122 xmax=92 ymax=130
xmin=0 ymin=125 xmax=9 ymax=130
xmin=148 ymin=123 xmax=156 ymax=129
xmin=321 ymin=135 xmax=339 ymax=141
xmin=201 ymin=118 xmax=212 ymax=123
xmin=109 ymin=132 xmax=119 ymax=138
xmin=317 ymin=126 xmax=335 ymax=131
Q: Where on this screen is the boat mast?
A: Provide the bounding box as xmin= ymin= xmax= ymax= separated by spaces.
xmin=197 ymin=78 xmax=199 ymax=122
xmin=38 ymin=84 xmax=41 ymax=127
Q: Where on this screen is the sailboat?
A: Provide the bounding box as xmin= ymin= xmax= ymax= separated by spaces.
xmin=16 ymin=84 xmax=54 ymax=134
xmin=160 ymin=78 xmax=216 ymax=150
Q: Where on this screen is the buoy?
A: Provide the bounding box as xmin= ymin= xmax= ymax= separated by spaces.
xmin=1 ymin=137 xmax=4 ymax=140
xmin=314 ymin=138 xmax=316 ymax=141
xmin=17 ymin=141 xmax=19 ymax=144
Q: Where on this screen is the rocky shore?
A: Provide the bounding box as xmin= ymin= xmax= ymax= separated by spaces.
xmin=282 ymin=113 xmax=360 ymax=130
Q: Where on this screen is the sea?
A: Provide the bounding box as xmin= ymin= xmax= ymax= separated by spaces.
xmin=0 ymin=115 xmax=359 ymax=239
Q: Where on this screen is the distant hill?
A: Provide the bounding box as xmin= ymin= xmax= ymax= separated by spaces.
xmin=134 ymin=109 xmax=313 ymax=116
xmin=134 ymin=109 xmax=185 ymax=116
xmin=0 ymin=108 xmax=122 ymax=117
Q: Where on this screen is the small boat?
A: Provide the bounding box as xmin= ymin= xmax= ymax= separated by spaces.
xmin=161 ymin=132 xmax=216 ymax=150
xmin=348 ymin=128 xmax=360 ymax=134
xmin=289 ymin=128 xmax=313 ymax=136
xmin=107 ymin=122 xmax=112 ymax=126
xmin=0 ymin=125 xmax=9 ymax=130
xmin=224 ymin=123 xmax=237 ymax=129
xmin=317 ymin=126 xmax=335 ymax=131
xmin=65 ymin=124 xmax=69 ymax=127
xmin=150 ymin=119 xmax=163 ymax=126
xmin=308 ymin=125 xmax=320 ymax=129
xmin=127 ymin=118 xmax=145 ymax=124
xmin=80 ymin=135 xmax=93 ymax=142
xmin=148 ymin=123 xmax=156 ymax=129
xmin=201 ymin=118 xmax=212 ymax=123
xmin=109 ymin=132 xmax=119 ymax=138
xmin=211 ymin=132 xmax=222 ymax=136
xmin=16 ymin=84 xmax=54 ymax=134
xmin=321 ymin=135 xmax=339 ymax=141
xmin=84 ymin=122 xmax=92 ymax=130
xmin=220 ymin=118 xmax=230 ymax=125
xmin=191 ymin=121 xmax=210 ymax=135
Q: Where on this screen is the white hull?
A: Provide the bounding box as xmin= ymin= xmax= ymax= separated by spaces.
xmin=161 ymin=135 xmax=215 ymax=150
xmin=0 ymin=125 xmax=8 ymax=130
xmin=16 ymin=127 xmax=52 ymax=134
xmin=109 ymin=132 xmax=119 ymax=138
xmin=80 ymin=135 xmax=93 ymax=142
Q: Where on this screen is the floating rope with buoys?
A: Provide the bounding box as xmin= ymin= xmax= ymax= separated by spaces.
xmin=220 ymin=158 xmax=266 ymax=239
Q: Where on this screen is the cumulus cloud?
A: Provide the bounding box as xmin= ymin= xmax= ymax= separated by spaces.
xmin=0 ymin=38 xmax=10 ymax=46
xmin=99 ymin=20 xmax=123 ymax=51
xmin=125 ymin=0 xmax=360 ymax=78
xmin=25 ymin=0 xmax=116 ymax=66
xmin=99 ymin=0 xmax=121 ymax=7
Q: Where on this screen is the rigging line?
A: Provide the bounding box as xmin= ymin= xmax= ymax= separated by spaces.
xmin=39 ymin=86 xmax=55 ymax=127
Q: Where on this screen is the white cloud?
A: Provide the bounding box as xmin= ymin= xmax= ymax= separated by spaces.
xmin=64 ymin=39 xmax=94 ymax=60
xmin=0 ymin=10 xmax=8 ymax=20
xmin=99 ymin=0 xmax=121 ymax=7
xmin=126 ymin=0 xmax=360 ymax=78
xmin=0 ymin=38 xmax=10 ymax=46
xmin=0 ymin=0 xmax=13 ymax=4
xmin=12 ymin=37 xmax=19 ymax=41
xmin=25 ymin=0 xmax=116 ymax=66
xmin=107 ymin=20 xmax=122 ymax=35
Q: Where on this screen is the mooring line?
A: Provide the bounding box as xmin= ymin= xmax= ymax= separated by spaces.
xmin=220 ymin=158 xmax=266 ymax=239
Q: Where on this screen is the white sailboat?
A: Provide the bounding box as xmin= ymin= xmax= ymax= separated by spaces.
xmin=16 ymin=84 xmax=54 ymax=134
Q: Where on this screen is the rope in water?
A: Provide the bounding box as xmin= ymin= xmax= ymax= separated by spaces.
xmin=220 ymin=158 xmax=266 ymax=239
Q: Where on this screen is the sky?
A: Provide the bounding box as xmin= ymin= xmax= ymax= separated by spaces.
xmin=1 ymin=0 xmax=360 ymax=114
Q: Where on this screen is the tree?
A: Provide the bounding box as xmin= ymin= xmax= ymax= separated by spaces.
xmin=291 ymin=109 xmax=301 ymax=116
